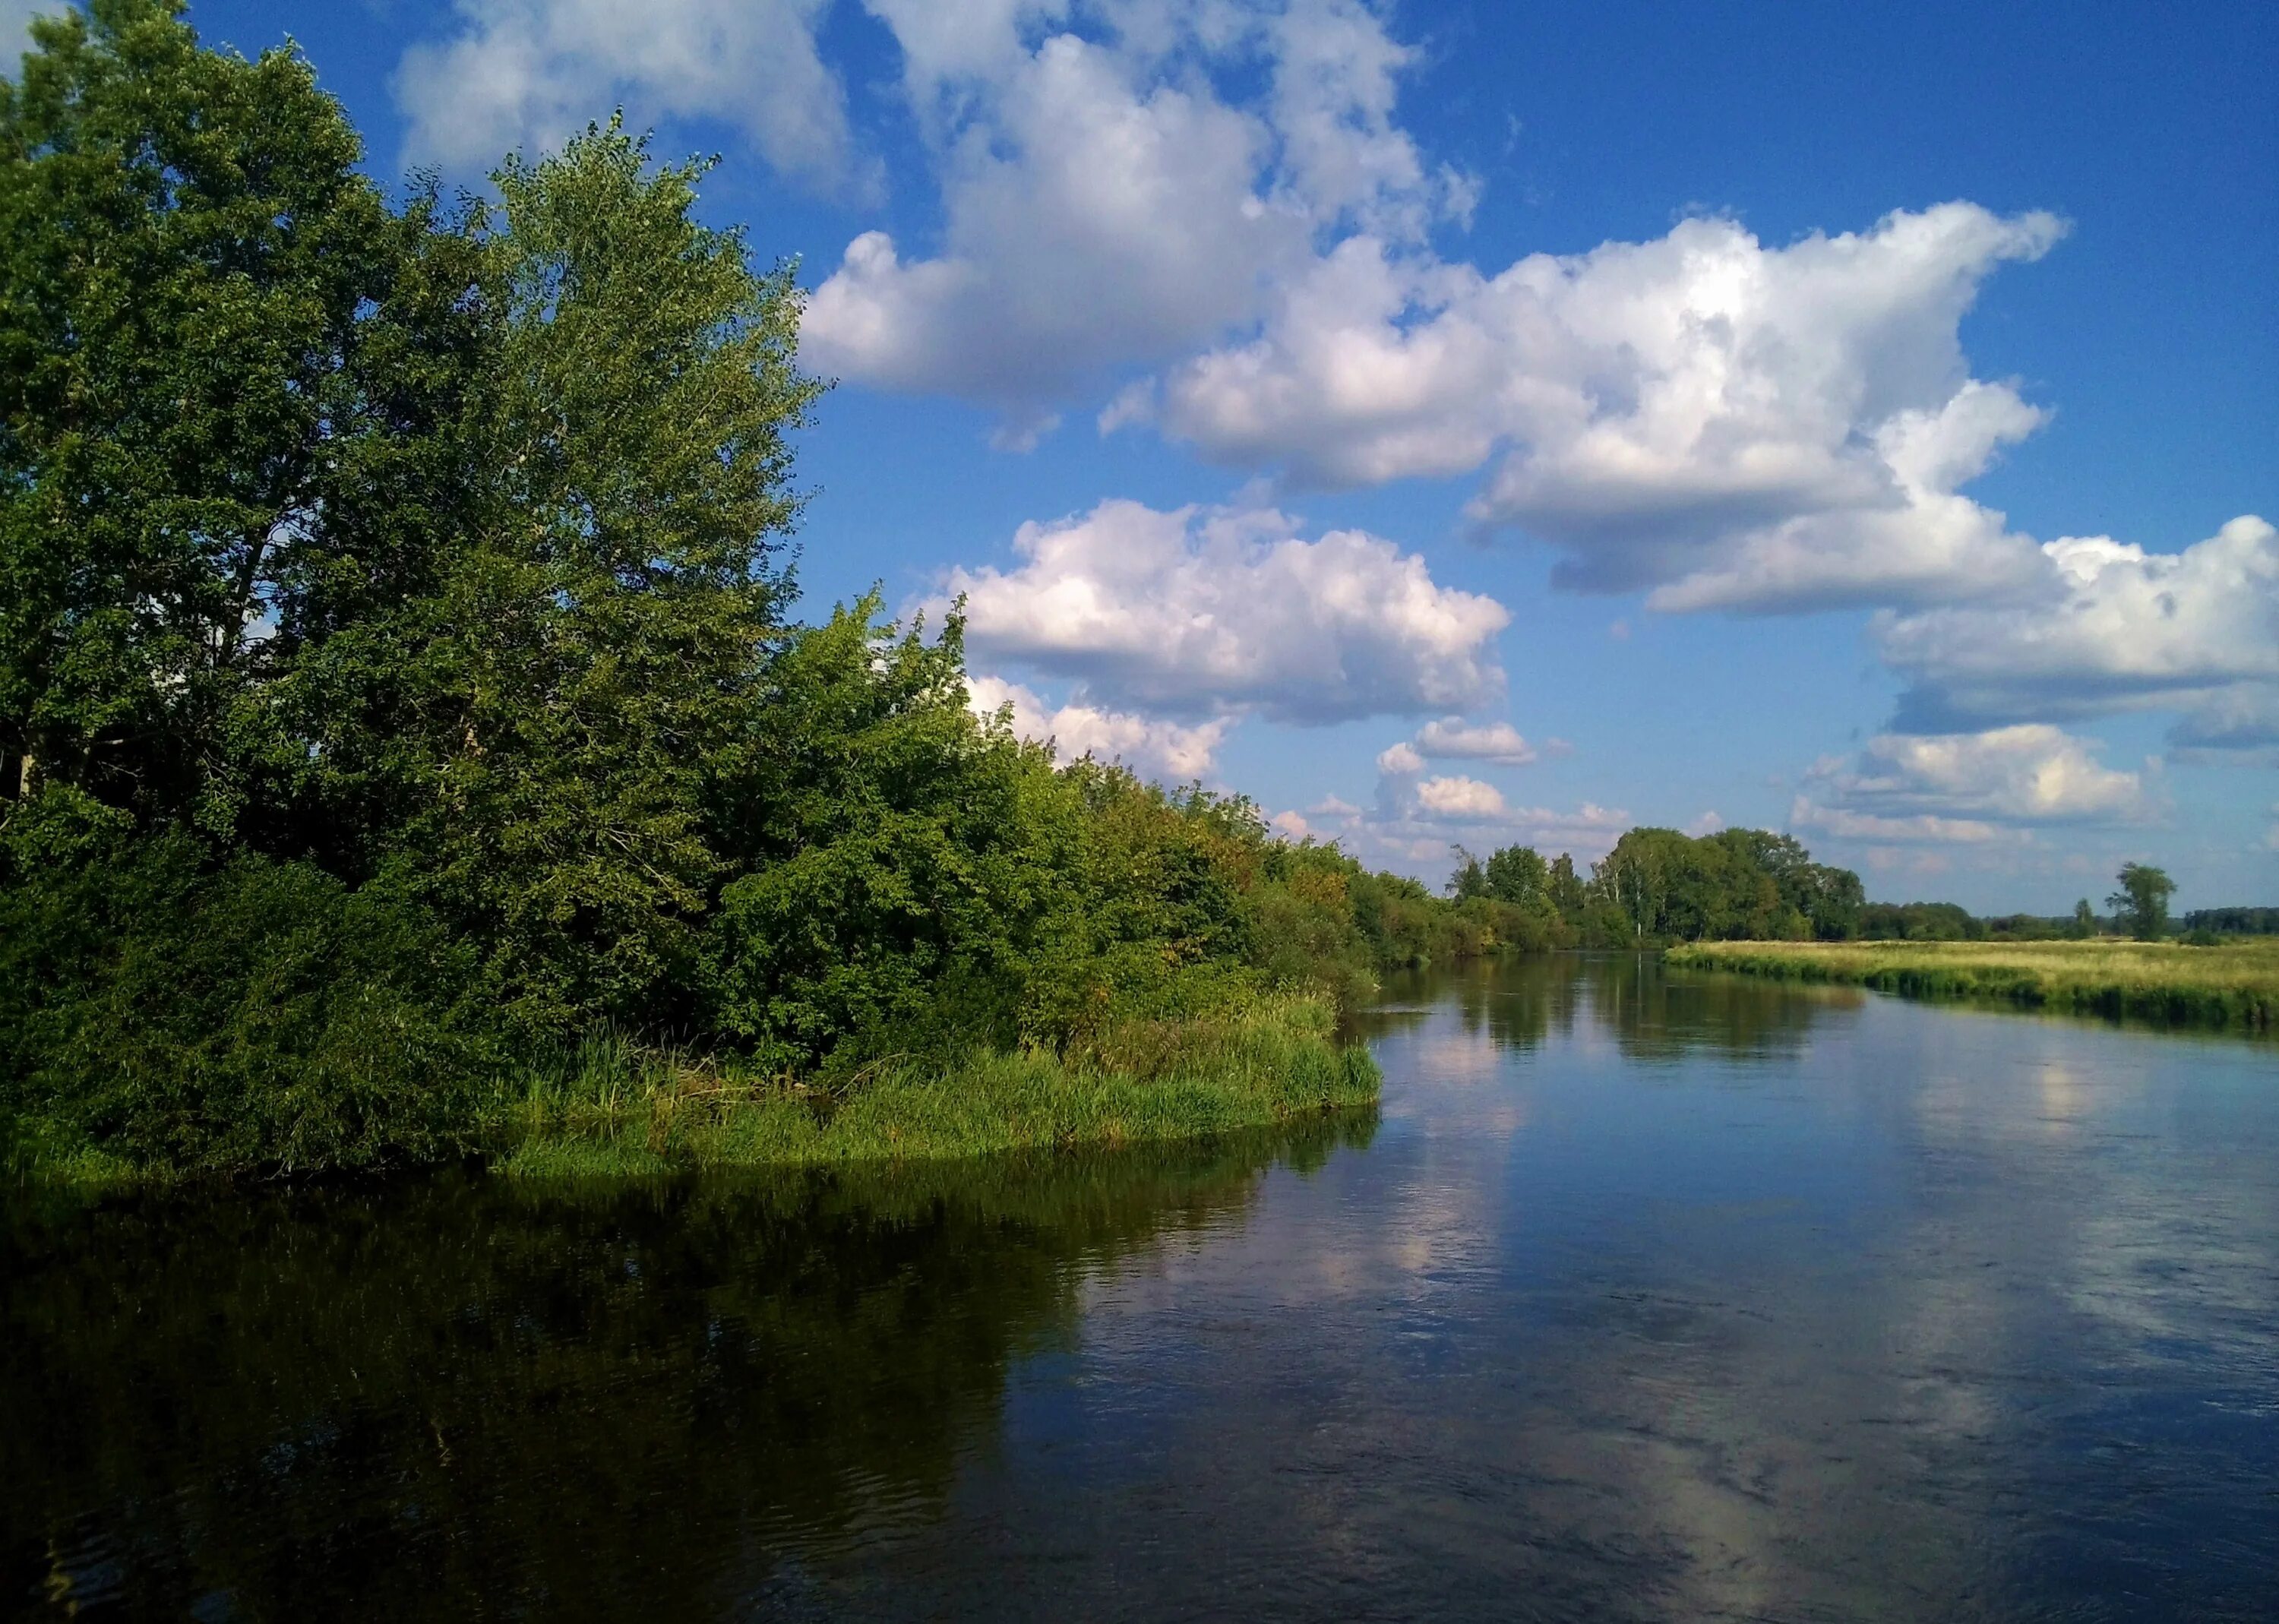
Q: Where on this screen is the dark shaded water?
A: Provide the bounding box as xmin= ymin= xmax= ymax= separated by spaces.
xmin=7 ymin=956 xmax=2277 ymax=1621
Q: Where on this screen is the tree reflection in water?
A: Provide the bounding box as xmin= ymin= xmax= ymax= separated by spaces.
xmin=1369 ymin=951 xmax=1865 ymax=1064
xmin=10 ymin=956 xmax=2272 ymax=1622
xmin=3 ymin=1117 xmax=1373 ymax=1619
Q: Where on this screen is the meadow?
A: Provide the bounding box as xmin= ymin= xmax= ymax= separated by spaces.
xmin=1665 ymin=938 xmax=2279 ymax=1032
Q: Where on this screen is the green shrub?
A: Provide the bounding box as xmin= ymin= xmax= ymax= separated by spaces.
xmin=2 ymin=837 xmax=504 ymax=1175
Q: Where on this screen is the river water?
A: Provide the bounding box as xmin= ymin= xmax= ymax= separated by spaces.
xmin=6 ymin=955 xmax=2277 ymax=1619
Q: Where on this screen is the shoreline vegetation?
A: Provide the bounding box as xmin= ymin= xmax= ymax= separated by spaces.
xmin=495 ymin=995 xmax=1379 ymax=1180
xmin=1666 ymin=940 xmax=2279 ymax=1032
xmin=23 ymin=994 xmax=1381 ymax=1188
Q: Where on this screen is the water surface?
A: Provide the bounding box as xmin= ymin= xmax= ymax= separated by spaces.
xmin=8 ymin=956 xmax=2277 ymax=1619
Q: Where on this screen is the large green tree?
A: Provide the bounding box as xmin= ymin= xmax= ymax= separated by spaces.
xmin=2107 ymin=862 xmax=2176 ymax=941
xmin=392 ymin=123 xmax=821 ymax=1036
xmin=0 ymin=0 xmax=482 ymax=842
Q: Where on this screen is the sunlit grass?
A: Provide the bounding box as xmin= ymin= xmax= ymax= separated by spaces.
xmin=1666 ymin=937 xmax=2279 ymax=1032
xmin=492 ymin=993 xmax=1381 ymax=1178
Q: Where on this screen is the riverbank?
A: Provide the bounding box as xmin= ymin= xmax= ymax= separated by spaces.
xmin=489 ymin=994 xmax=1379 ymax=1179
xmin=1665 ymin=939 xmax=2279 ymax=1031
xmin=17 ymin=995 xmax=1380 ymax=1186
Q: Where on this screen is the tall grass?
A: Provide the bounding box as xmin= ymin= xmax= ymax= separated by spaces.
xmin=1666 ymin=938 xmax=2279 ymax=1032
xmin=491 ymin=993 xmax=1381 ymax=1178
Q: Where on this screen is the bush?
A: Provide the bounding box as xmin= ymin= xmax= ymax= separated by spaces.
xmin=1 ymin=835 xmax=506 ymax=1175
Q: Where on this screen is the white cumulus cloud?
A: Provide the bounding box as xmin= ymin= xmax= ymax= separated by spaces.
xmin=1877 ymin=514 xmax=2279 ymax=744
xmin=1788 ymin=801 xmax=2018 ymax=846
xmin=1362 ymin=720 xmax=1610 ymax=858
xmin=535 ymin=0 xmax=2107 ymax=626
xmin=936 ymin=498 xmax=1509 ymax=725
xmin=965 ymin=674 xmax=1227 ymax=782
xmin=1370 ymin=715 xmax=1541 ymax=790
xmin=1414 ymin=718 xmax=1538 ymax=765
xmin=804 ymin=0 xmax=1465 ymax=424
xmin=1793 ymin=724 xmax=2151 ymax=845
xmin=1149 ymin=204 xmax=2066 ymax=613
xmin=394 ymin=0 xmax=865 ymax=190
xmin=1413 ymin=775 xmax=1506 ymax=820
xmin=1269 ymin=807 xmax=1317 ymax=842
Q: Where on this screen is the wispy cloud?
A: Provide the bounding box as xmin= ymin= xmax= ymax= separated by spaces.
xmin=394 ymin=0 xmax=871 ymax=193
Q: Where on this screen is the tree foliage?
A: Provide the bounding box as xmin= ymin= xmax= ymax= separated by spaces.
xmin=0 ymin=2 xmax=1502 ymax=1177
xmin=1451 ymin=825 xmax=1865 ymax=949
xmin=0 ymin=0 xmax=478 ymax=836
xmin=2181 ymin=907 xmax=2279 ymax=937
xmin=2107 ymin=863 xmax=2176 ymax=942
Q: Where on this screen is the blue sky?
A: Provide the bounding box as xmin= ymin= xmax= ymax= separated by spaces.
xmin=14 ymin=0 xmax=2273 ymax=910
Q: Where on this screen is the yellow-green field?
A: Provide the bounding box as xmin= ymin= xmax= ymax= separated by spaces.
xmin=1664 ymin=938 xmax=2279 ymax=1032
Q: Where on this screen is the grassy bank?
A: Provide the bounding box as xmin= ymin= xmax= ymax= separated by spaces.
xmin=1665 ymin=939 xmax=2279 ymax=1032
xmin=14 ymin=996 xmax=1379 ymax=1187
xmin=492 ymin=994 xmax=1379 ymax=1179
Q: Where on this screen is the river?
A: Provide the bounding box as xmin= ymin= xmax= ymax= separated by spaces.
xmin=6 ymin=954 xmax=2276 ymax=1619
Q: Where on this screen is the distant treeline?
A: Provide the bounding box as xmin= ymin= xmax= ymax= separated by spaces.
xmin=1849 ymin=902 xmax=2279 ymax=943
xmin=1858 ymin=902 xmax=2078 ymax=942
xmin=1446 ymin=826 xmax=1866 ymax=948
xmin=1439 ymin=839 xmax=2251 ymax=949
xmin=2182 ymin=908 xmax=2279 ymax=936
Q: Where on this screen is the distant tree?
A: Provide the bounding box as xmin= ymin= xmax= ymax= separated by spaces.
xmin=2071 ymin=898 xmax=2097 ymax=939
xmin=1858 ymin=901 xmax=1981 ymax=941
xmin=1985 ymin=913 xmax=2066 ymax=941
xmin=1721 ymin=829 xmax=1863 ymax=940
xmin=1572 ymin=826 xmax=1864 ymax=943
xmin=2182 ymin=906 xmax=2279 ymax=935
xmin=1547 ymin=853 xmax=1588 ymax=918
xmin=1483 ymin=845 xmax=1549 ymax=908
xmin=2107 ymin=864 xmax=2176 ymax=941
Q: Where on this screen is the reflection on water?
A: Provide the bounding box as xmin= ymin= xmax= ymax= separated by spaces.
xmin=2 ymin=1124 xmax=1371 ymax=1619
xmin=8 ymin=958 xmax=2277 ymax=1621
xmin=1359 ymin=950 xmax=1868 ymax=1063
